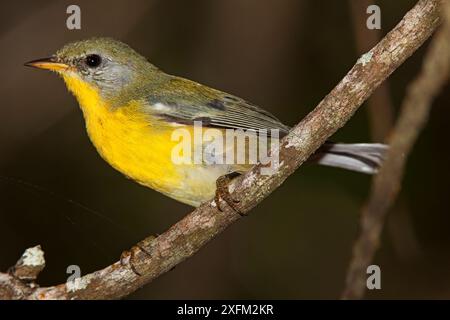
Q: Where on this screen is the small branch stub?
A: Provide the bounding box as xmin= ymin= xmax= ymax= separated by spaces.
xmin=11 ymin=245 xmax=46 ymax=281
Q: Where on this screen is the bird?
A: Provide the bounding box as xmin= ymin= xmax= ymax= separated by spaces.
xmin=25 ymin=37 xmax=387 ymax=210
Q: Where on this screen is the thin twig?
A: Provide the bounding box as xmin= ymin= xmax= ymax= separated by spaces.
xmin=342 ymin=0 xmax=450 ymax=300
xmin=0 ymin=0 xmax=443 ymax=300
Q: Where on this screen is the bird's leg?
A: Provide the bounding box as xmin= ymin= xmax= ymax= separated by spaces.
xmin=120 ymin=249 xmax=141 ymax=276
xmin=120 ymin=236 xmax=156 ymax=276
xmin=214 ymin=172 xmax=244 ymax=216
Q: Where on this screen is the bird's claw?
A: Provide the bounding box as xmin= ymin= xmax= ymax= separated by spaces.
xmin=214 ymin=173 xmax=246 ymax=216
xmin=120 ymin=238 xmax=155 ymax=276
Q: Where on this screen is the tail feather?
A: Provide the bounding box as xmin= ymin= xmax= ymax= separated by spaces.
xmin=310 ymin=142 xmax=388 ymax=174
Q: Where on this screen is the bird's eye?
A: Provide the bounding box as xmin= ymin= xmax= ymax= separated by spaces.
xmin=85 ymin=54 xmax=102 ymax=68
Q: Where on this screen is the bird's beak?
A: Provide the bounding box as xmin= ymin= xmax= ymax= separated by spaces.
xmin=24 ymin=56 xmax=69 ymax=72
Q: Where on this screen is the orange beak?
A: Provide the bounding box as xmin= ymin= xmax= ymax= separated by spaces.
xmin=24 ymin=56 xmax=69 ymax=72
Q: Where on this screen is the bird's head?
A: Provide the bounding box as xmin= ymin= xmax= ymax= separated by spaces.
xmin=25 ymin=37 xmax=159 ymax=102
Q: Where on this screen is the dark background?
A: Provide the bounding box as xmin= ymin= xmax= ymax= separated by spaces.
xmin=0 ymin=0 xmax=449 ymax=299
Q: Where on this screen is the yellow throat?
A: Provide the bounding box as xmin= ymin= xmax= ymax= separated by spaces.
xmin=60 ymin=73 xmax=183 ymax=196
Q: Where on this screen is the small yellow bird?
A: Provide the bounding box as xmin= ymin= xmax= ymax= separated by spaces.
xmin=25 ymin=38 xmax=386 ymax=209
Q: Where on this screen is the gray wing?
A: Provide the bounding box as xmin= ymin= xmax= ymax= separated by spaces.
xmin=143 ymin=76 xmax=291 ymax=135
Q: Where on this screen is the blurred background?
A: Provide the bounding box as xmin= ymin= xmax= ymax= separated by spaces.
xmin=1 ymin=0 xmax=449 ymax=299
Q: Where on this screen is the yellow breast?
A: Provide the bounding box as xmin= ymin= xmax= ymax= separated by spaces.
xmin=61 ymin=74 xmax=183 ymax=195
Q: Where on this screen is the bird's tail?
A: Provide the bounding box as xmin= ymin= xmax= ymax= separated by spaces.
xmin=309 ymin=142 xmax=388 ymax=174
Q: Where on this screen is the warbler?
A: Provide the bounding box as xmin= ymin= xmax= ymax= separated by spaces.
xmin=25 ymin=38 xmax=386 ymax=208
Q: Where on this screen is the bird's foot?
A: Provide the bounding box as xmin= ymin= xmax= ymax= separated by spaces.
xmin=214 ymin=172 xmax=246 ymax=216
xmin=120 ymin=236 xmax=155 ymax=276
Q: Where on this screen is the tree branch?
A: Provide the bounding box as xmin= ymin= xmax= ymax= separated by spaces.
xmin=350 ymin=0 xmax=422 ymax=263
xmin=0 ymin=0 xmax=443 ymax=300
xmin=348 ymin=0 xmax=395 ymax=141
xmin=342 ymin=0 xmax=450 ymax=300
